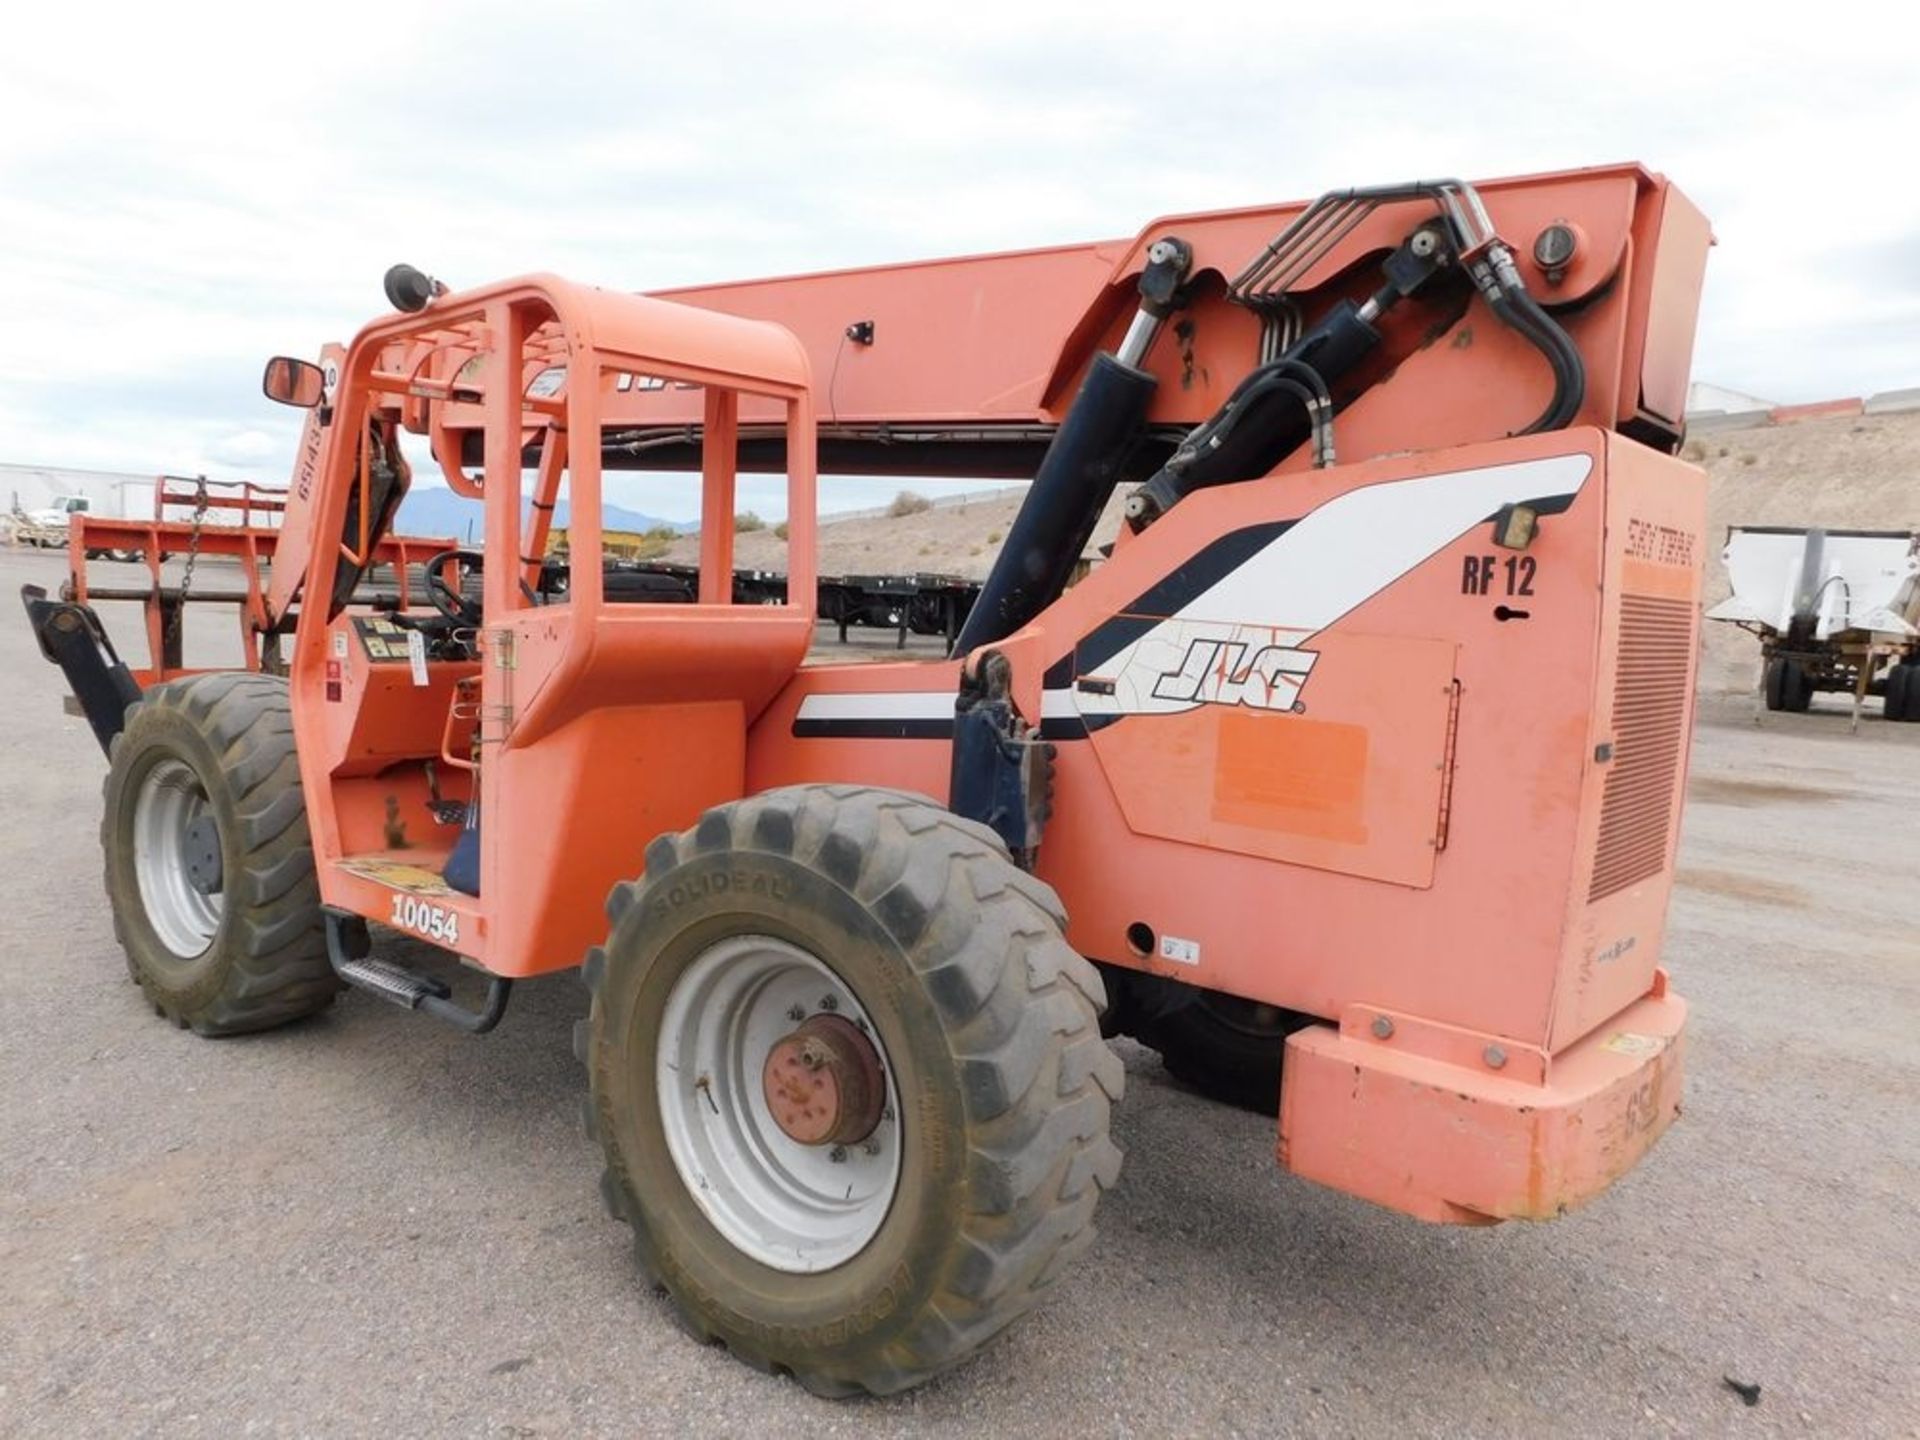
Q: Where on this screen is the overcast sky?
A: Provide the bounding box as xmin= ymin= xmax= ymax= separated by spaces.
xmin=2 ymin=1 xmax=1914 ymax=520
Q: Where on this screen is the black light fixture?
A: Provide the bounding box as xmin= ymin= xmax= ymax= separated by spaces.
xmin=384 ymin=263 xmax=447 ymax=313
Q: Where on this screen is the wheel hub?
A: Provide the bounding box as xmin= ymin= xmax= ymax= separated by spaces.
xmin=655 ymin=935 xmax=902 ymax=1272
xmin=132 ymin=757 xmax=223 ymax=959
xmin=183 ymin=814 xmax=223 ymax=895
xmin=762 ymin=1014 xmax=885 ymax=1146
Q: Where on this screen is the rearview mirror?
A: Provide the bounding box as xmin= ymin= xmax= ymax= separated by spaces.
xmin=263 ymin=356 xmax=326 ymax=409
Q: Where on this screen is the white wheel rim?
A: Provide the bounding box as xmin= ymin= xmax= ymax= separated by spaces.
xmin=656 ymin=935 xmax=902 ymax=1273
xmin=132 ymin=757 xmax=223 ymax=959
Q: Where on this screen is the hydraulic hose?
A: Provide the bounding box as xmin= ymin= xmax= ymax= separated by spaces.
xmin=1267 ymin=356 xmax=1332 ymax=409
xmin=1517 ymin=288 xmax=1586 ymax=430
xmin=1496 ymin=290 xmax=1583 ymax=433
xmin=1265 ymin=357 xmax=1335 ymax=465
xmin=1170 ymin=372 xmax=1325 ymax=472
xmin=1126 ymin=293 xmax=1381 ymax=530
xmin=1475 ymin=246 xmax=1586 ymax=434
xmin=1129 ymin=369 xmax=1328 ymax=528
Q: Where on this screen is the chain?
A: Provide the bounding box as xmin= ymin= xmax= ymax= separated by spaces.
xmin=166 ymin=475 xmax=210 ymax=661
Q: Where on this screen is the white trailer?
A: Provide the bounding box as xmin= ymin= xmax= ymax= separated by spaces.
xmin=1706 ymin=526 xmax=1920 ymax=725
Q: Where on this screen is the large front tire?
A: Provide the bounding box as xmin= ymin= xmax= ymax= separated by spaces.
xmin=581 ymin=784 xmax=1122 ymax=1396
xmin=101 ymin=673 xmax=338 ymax=1034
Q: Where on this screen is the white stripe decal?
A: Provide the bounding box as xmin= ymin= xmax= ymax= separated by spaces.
xmin=794 ymin=689 xmax=1084 ymax=723
xmin=1080 ymin=454 xmax=1592 ymax=717
xmin=1184 ymin=454 xmax=1591 ymax=629
xmin=795 ymin=691 xmax=954 ymax=722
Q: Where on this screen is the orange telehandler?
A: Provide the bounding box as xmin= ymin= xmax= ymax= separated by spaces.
xmin=23 ymin=162 xmax=1711 ymax=1395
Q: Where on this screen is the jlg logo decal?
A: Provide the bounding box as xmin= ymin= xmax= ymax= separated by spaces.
xmin=1077 ymin=620 xmax=1319 ymax=717
xmin=1149 ymin=634 xmax=1316 ymax=713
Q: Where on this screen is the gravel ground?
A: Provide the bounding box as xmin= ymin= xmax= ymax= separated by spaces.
xmin=1 ymin=546 xmax=1916 ymax=1437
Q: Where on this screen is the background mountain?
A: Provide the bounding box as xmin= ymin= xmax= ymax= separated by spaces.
xmin=397 ymin=484 xmax=690 ymax=544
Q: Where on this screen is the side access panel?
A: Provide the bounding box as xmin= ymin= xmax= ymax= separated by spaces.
xmin=1081 ymin=630 xmax=1457 ymax=886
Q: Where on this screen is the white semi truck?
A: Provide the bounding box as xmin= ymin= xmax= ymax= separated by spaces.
xmin=1707 ymin=525 xmax=1920 ymax=723
xmin=8 ymin=483 xmax=157 ymax=557
xmin=14 ymin=493 xmax=94 ymax=548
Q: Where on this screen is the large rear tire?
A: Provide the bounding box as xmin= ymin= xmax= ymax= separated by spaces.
xmin=101 ymin=673 xmax=338 ymax=1034
xmin=581 ymin=784 xmax=1122 ymax=1395
xmin=1128 ymin=986 xmax=1301 ymax=1114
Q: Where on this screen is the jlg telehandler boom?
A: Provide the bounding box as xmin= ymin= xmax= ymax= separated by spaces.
xmin=23 ymin=162 xmax=1711 ymax=1395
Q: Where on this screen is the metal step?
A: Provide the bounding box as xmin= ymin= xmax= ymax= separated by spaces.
xmin=321 ymin=907 xmax=512 ymax=1035
xmin=333 ymin=956 xmax=452 ymax=1009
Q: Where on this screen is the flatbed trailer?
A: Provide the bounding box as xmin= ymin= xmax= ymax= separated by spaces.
xmin=591 ymin=560 xmax=982 ymax=646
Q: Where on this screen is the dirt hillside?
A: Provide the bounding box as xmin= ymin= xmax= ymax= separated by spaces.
xmin=662 ymin=489 xmax=1030 ymax=580
xmin=665 ymin=410 xmax=1920 ymax=693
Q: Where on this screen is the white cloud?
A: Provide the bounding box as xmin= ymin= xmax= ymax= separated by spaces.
xmin=206 ymin=428 xmax=280 ymax=467
xmin=1 ymin=0 xmax=1914 ymax=494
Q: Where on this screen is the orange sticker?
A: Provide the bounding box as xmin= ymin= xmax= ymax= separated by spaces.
xmin=1213 ymin=710 xmax=1369 ymax=843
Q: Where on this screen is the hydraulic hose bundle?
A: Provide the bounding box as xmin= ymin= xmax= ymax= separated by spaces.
xmin=956 ymin=178 xmax=1593 ymax=652
xmin=1129 ymin=190 xmax=1590 ymax=530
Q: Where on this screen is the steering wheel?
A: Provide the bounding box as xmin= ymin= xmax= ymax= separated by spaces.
xmin=423 ymin=548 xmax=485 ymax=627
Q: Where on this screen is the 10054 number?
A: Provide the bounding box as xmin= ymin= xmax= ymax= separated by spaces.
xmin=390 ymin=895 xmax=460 ymax=946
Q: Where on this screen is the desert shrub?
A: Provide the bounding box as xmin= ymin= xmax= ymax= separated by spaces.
xmin=735 ymin=511 xmax=766 ymax=532
xmin=773 ymin=521 xmax=789 ymax=541
xmin=626 ymin=525 xmax=679 ymax=561
xmin=888 ymin=490 xmax=932 ymax=517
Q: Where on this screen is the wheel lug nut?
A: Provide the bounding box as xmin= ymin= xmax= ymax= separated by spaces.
xmin=786 ymin=1004 xmax=806 ymax=1022
xmin=829 ymin=1145 xmax=847 ymax=1163
xmin=819 ymin=995 xmax=839 ymax=1012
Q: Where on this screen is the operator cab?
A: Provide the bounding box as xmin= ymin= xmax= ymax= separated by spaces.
xmin=266 ymin=275 xmax=818 ymax=977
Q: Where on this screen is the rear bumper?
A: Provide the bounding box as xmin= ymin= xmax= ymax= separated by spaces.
xmin=1278 ymin=983 xmax=1685 ymax=1224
